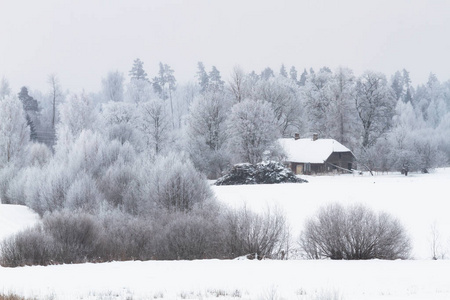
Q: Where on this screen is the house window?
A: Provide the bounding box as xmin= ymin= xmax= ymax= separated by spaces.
xmin=304 ymin=163 xmax=311 ymax=173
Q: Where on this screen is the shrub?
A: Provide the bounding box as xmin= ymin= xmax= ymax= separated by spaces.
xmin=299 ymin=203 xmax=411 ymax=260
xmin=0 ymin=227 xmax=55 ymax=267
xmin=225 ymin=206 xmax=289 ymax=259
xmin=146 ymin=153 xmax=214 ymax=213
xmin=42 ymin=210 xmax=100 ymax=263
xmin=97 ymin=211 xmax=155 ymax=261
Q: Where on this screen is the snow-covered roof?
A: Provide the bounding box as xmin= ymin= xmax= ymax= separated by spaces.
xmin=279 ymin=138 xmax=352 ymax=164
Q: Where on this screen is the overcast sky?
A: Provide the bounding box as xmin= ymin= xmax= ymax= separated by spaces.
xmin=1 ymin=0 xmax=450 ymax=94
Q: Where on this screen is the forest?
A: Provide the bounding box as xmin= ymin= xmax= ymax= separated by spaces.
xmin=0 ymin=60 xmax=449 ymax=264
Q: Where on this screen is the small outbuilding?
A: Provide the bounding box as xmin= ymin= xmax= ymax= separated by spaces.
xmin=279 ymin=134 xmax=356 ymax=175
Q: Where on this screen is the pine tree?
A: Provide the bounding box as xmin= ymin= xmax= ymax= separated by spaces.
xmin=129 ymin=58 xmax=149 ymax=82
xmin=26 ymin=114 xmax=38 ymax=142
xmin=289 ymin=66 xmax=298 ymax=83
xmin=18 ymin=87 xmax=39 ymax=112
xmin=299 ymin=69 xmax=308 ymax=86
xmin=208 ymin=66 xmax=225 ymax=92
xmin=260 ymin=67 xmax=274 ymax=81
xmin=152 ymin=62 xmax=176 ymax=100
xmin=196 ymin=62 xmax=209 ymax=93
xmin=279 ymin=64 xmax=288 ymax=77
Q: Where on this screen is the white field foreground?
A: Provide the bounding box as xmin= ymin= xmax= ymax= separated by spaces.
xmin=1 ymin=169 xmax=449 ymax=299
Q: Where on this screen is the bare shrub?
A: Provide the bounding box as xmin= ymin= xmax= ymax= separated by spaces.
xmin=97 ymin=211 xmax=155 ymax=261
xmin=299 ymin=203 xmax=411 ymax=260
xmin=153 ymin=204 xmax=228 ymax=260
xmin=225 ymin=206 xmax=289 ymax=259
xmin=0 ymin=227 xmax=55 ymax=267
xmin=42 ymin=210 xmax=100 ymax=263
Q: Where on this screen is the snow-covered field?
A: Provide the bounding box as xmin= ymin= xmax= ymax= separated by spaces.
xmin=1 ymin=169 xmax=450 ymax=299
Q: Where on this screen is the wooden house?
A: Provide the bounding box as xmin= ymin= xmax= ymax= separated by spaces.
xmin=279 ymin=134 xmax=356 ymax=175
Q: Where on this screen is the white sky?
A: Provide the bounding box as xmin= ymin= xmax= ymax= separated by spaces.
xmin=1 ymin=0 xmax=450 ymax=94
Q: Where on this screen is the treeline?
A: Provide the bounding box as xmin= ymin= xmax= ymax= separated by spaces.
xmin=1 ymin=62 xmax=449 ymax=179
xmin=0 ymin=61 xmax=446 ymax=265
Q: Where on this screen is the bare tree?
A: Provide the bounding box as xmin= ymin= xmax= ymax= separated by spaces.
xmin=228 ymin=65 xmax=245 ymax=103
xmin=48 ymin=74 xmax=63 ymax=130
xmin=139 ymin=99 xmax=171 ymax=155
xmin=354 ymin=71 xmax=396 ymax=148
xmin=429 ymin=221 xmax=446 ymax=260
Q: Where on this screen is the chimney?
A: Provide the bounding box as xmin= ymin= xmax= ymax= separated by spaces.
xmin=312 ymin=133 xmax=318 ymax=141
xmin=294 ymin=133 xmax=300 ymax=140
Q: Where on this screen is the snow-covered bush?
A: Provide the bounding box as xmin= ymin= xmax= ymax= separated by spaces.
xmin=299 ymin=203 xmax=411 ymax=260
xmin=215 ymin=161 xmax=306 ymax=185
xmin=144 ymin=153 xmax=214 ymax=213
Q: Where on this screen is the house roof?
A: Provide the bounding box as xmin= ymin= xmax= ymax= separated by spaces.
xmin=279 ymin=138 xmax=353 ymax=164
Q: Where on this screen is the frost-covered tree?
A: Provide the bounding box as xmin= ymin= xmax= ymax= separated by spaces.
xmin=152 ymin=62 xmax=176 ymax=100
xmin=0 ymin=96 xmax=30 ymax=166
xmin=228 ymin=65 xmax=246 ymax=103
xmin=185 ymin=91 xmax=231 ymax=178
xmin=0 ymin=77 xmax=11 ymax=99
xmin=279 ymin=64 xmax=288 ymax=77
xmin=254 ymin=76 xmax=304 ymax=137
xmin=327 ymin=67 xmax=357 ymax=147
xmin=127 ymin=59 xmax=153 ymax=104
xmin=129 ymin=58 xmax=149 ymax=82
xmin=299 ymin=68 xmax=307 ymax=86
xmin=208 ymin=66 xmax=225 ymax=93
xmin=196 ymin=61 xmax=209 ymax=93
xmin=289 ymin=66 xmax=298 ymax=84
xmin=152 ymin=62 xmax=177 ymax=128
xmin=55 ymin=92 xmax=98 ymax=156
xmin=227 ymin=99 xmax=280 ymax=164
xmin=170 ymin=83 xmax=199 ymax=129
xmin=354 ymin=71 xmax=396 ymax=148
xmin=102 ymin=71 xmax=124 ymax=103
xmin=138 ymin=99 xmax=171 ymax=155
xmin=126 ymin=79 xmax=153 ymax=104
xmin=66 ymin=172 xmax=105 ymax=213
xmin=142 ymin=153 xmax=214 ymax=213
xmin=260 ymin=67 xmax=275 ymax=81
xmin=48 ymin=74 xmax=63 ymax=130
xmin=302 ymin=68 xmax=333 ymax=136
xmin=100 ymin=101 xmax=141 ymax=148
xmin=57 ymin=92 xmax=97 ymax=138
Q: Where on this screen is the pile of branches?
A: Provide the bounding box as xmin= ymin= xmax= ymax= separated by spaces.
xmin=215 ymin=161 xmax=307 ymax=185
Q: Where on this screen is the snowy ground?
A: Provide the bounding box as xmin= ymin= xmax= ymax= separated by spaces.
xmin=213 ymin=168 xmax=450 ymax=260
xmin=0 ymin=204 xmax=40 ymax=242
xmin=1 ymin=169 xmax=450 ymax=299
